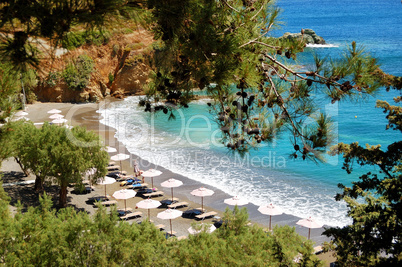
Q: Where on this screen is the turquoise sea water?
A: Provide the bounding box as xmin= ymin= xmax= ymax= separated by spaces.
xmin=99 ymin=0 xmax=401 ymax=227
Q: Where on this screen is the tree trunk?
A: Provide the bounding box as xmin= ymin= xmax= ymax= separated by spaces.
xmin=34 ymin=175 xmax=44 ymax=192
xmin=59 ymin=185 xmax=68 ymax=208
xmin=14 ymin=157 xmax=29 ymax=176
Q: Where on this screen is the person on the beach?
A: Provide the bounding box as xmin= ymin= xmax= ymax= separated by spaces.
xmin=133 ymin=161 xmax=144 ymax=183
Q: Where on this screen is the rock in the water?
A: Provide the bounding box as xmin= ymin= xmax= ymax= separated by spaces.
xmin=280 ymin=29 xmax=325 ymax=45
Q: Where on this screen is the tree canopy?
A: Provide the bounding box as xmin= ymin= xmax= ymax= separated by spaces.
xmin=323 ymin=81 xmax=402 ymax=266
xmin=4 ymin=121 xmax=109 ymax=207
xmin=0 ymin=1 xmax=401 ymax=265
xmin=140 ymin=0 xmax=397 ymax=161
xmin=0 ymin=189 xmax=322 ymax=266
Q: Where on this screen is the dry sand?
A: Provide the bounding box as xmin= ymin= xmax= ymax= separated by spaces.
xmin=1 ymin=99 xmax=336 ymax=266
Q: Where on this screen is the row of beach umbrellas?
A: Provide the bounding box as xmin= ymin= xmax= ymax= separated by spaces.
xmin=99 ymin=147 xmax=324 ymax=239
xmin=96 ymin=173 xmax=322 ymax=239
xmin=12 ymin=108 xmax=70 ymax=127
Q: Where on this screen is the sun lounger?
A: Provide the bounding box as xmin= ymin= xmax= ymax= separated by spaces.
xmin=100 ymin=200 xmax=117 ymax=206
xmin=195 ymin=211 xmax=218 ymax=220
xmin=106 ymin=165 xmax=120 ymax=171
xmin=85 ymin=186 xmax=94 ymax=193
xmin=127 ymin=183 xmax=148 ymax=189
xmin=165 ymin=230 xmax=177 ymax=236
xmin=120 ymin=211 xmax=142 ymax=220
xmin=117 ymin=207 xmax=133 ymax=213
xmin=108 ymin=161 xmax=116 ymax=166
xmin=167 ymin=201 xmax=188 ymax=209
xmin=143 ymin=191 xmax=164 ymax=198
xmin=313 ymin=246 xmax=323 ymax=254
xmin=154 ymin=224 xmax=165 ymax=230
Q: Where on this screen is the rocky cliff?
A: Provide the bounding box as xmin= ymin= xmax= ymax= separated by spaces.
xmin=34 ymin=30 xmax=154 ymax=103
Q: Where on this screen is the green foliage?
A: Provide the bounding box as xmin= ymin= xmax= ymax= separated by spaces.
xmin=142 ymin=0 xmax=394 ymax=160
xmin=20 ymin=67 xmax=38 ymax=104
xmin=5 ymin=121 xmax=108 ymax=207
xmin=0 ymin=0 xmax=139 ymax=69
xmin=0 ymin=63 xmax=20 ymax=122
xmin=108 ymin=72 xmax=114 ymax=84
xmin=61 ymin=30 xmax=111 ymax=50
xmin=45 ymin=71 xmax=60 ymax=87
xmin=126 ymin=42 xmax=145 ymax=51
xmin=325 ymin=86 xmax=402 ymax=265
xmin=62 ymin=54 xmax=95 ymax=91
xmin=0 ymin=190 xmax=322 ymax=266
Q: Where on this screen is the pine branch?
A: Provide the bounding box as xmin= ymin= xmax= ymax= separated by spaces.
xmin=222 ymin=0 xmax=240 ymax=13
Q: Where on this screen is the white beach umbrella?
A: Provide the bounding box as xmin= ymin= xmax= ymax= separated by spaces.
xmin=96 ymin=176 xmax=116 ymax=198
xmin=142 ymin=169 xmax=162 ymax=188
xmin=224 ymin=196 xmax=249 ymax=206
xmin=49 ymin=113 xmax=64 ymax=119
xmin=296 ymin=217 xmax=323 ymax=240
xmin=110 ymin=153 xmax=130 ymax=173
xmin=161 ymin=178 xmax=183 ymax=202
xmin=105 ymin=146 xmax=117 ymax=153
xmin=190 ymin=187 xmax=214 ymax=212
xmin=258 ymin=203 xmax=283 ymax=231
xmin=157 ymin=208 xmax=183 ymax=236
xmin=51 ymin=118 xmax=68 ymax=125
xmin=136 ymin=198 xmax=161 ymax=221
xmin=112 ymin=189 xmax=136 ymax=212
xmin=13 ymin=116 xmax=30 ymax=121
xmin=15 ymin=110 xmax=28 ymax=117
xmin=47 ymin=109 xmax=62 ymax=114
xmin=188 ymin=223 xmax=216 ymax=235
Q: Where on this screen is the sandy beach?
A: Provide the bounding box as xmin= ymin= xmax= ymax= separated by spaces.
xmin=1 ymin=99 xmax=335 ymax=265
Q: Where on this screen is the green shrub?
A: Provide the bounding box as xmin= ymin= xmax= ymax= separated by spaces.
xmin=61 ymin=32 xmax=86 ymax=50
xmin=62 ymin=54 xmax=94 ymax=91
xmin=45 ymin=71 xmax=59 ymax=87
xmin=61 ymin=30 xmax=111 ymax=50
xmin=108 ymin=72 xmax=114 ymax=84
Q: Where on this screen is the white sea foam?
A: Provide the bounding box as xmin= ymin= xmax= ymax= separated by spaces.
xmin=98 ymin=96 xmax=351 ymax=227
xmin=306 ymin=43 xmax=340 ymax=48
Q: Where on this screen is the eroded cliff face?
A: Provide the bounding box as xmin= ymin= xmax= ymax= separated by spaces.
xmin=34 ymin=30 xmax=153 ymax=103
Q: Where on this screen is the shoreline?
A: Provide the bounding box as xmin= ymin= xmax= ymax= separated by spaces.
xmin=2 ymin=99 xmax=331 ymax=245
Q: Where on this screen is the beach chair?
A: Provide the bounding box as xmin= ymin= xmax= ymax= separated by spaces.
xmin=100 ymin=200 xmax=117 ymax=206
xmin=167 ymin=201 xmax=189 ymax=209
xmin=117 ymin=207 xmax=133 ymax=213
xmin=165 ymin=230 xmax=177 ymax=236
xmin=313 ymin=246 xmax=323 ymax=254
xmin=154 ymin=224 xmax=165 ymax=230
xmin=195 ymin=211 xmax=218 ymax=220
xmin=85 ymin=185 xmax=94 ymax=193
xmin=120 ymin=211 xmax=143 ymax=220
xmin=143 ymin=191 xmax=164 ymax=198
xmin=127 ymin=183 xmax=148 ymax=189
xmin=106 ymin=165 xmax=120 ymax=171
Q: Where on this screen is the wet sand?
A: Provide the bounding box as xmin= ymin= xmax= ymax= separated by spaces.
xmin=1 ymin=99 xmax=333 ymax=248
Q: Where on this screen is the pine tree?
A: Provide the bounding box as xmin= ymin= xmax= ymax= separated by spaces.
xmin=324 ymin=81 xmax=402 ymax=266
xmin=142 ymin=0 xmax=394 ymax=161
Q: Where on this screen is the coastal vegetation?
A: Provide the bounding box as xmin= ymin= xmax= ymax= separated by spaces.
xmin=0 ymin=189 xmax=321 ymax=266
xmin=2 ymin=121 xmax=109 ymax=207
xmin=323 ymin=81 xmax=402 ymax=265
xmin=0 ymin=0 xmax=401 ymax=265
